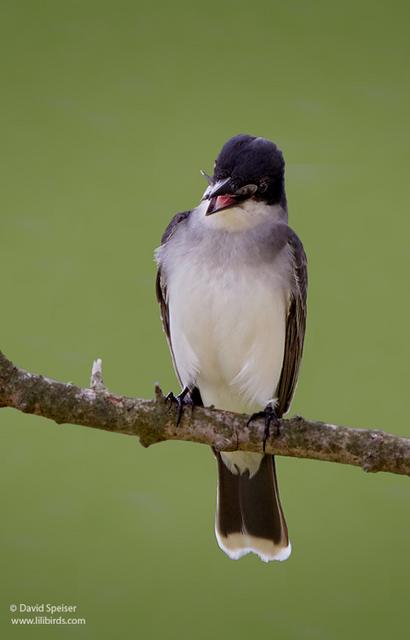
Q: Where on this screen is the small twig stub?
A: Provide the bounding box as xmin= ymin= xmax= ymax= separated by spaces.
xmin=90 ymin=358 xmax=105 ymax=391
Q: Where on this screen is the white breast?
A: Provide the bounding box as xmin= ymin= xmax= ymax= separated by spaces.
xmin=158 ymin=201 xmax=290 ymax=415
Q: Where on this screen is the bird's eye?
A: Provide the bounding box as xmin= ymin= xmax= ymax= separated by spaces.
xmin=235 ymin=184 xmax=258 ymax=197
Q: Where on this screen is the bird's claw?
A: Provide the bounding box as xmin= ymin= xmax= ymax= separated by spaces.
xmin=247 ymin=404 xmax=281 ymax=452
xmin=165 ymin=387 xmax=193 ymax=426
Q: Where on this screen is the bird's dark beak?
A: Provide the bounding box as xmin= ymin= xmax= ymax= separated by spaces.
xmin=203 ymin=177 xmax=237 ymax=216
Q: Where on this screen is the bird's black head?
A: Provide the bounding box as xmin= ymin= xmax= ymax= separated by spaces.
xmin=202 ymin=134 xmax=286 ymax=215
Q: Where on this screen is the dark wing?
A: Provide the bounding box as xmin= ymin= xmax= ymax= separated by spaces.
xmin=156 ymin=210 xmax=191 ymax=344
xmin=156 ymin=211 xmax=194 ymax=391
xmin=159 ymin=210 xmax=192 ymax=246
xmin=275 ymin=229 xmax=308 ymax=417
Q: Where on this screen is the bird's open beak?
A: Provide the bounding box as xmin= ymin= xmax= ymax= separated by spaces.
xmin=206 ymin=194 xmax=238 ymax=215
xmin=203 ymin=177 xmax=237 ymax=216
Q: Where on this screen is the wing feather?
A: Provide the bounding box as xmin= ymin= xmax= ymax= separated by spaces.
xmin=275 ymin=229 xmax=308 ymax=417
xmin=155 ymin=211 xmax=192 ymax=387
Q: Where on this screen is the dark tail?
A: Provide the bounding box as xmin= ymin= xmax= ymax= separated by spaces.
xmin=215 ymin=453 xmax=291 ymax=562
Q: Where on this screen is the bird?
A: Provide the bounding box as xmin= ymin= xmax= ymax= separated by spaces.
xmin=155 ymin=134 xmax=307 ymax=562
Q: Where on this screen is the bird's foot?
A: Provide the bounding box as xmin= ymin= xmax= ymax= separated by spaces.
xmin=165 ymin=387 xmax=194 ymax=426
xmin=247 ymin=404 xmax=281 ymax=452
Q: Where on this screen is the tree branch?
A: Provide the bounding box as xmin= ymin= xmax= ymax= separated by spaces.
xmin=0 ymin=350 xmax=409 ymax=477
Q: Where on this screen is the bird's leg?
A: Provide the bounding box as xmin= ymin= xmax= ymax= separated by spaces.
xmin=165 ymin=386 xmax=194 ymax=426
xmin=247 ymin=403 xmax=281 ymax=453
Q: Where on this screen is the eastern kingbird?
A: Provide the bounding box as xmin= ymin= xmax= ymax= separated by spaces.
xmin=155 ymin=134 xmax=307 ymax=562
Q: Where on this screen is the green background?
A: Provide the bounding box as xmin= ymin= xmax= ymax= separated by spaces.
xmin=1 ymin=1 xmax=409 ymax=638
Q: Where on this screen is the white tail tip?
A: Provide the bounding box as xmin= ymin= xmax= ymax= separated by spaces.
xmin=215 ymin=529 xmax=292 ymax=563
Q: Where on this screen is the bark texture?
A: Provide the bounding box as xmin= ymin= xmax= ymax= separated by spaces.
xmin=0 ymin=351 xmax=409 ymax=476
